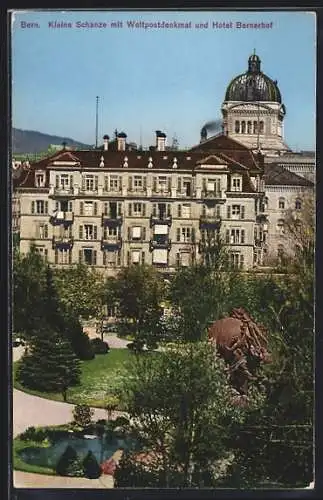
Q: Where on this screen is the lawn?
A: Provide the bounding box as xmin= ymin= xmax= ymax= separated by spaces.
xmin=13 ymin=438 xmax=56 ymax=475
xmin=13 ymin=348 xmax=133 ymax=408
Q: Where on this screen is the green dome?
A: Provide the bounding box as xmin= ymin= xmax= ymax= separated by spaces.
xmin=225 ymin=53 xmax=282 ymax=103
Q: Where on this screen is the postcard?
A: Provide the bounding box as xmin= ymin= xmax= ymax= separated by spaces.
xmin=11 ymin=9 xmax=316 ymax=493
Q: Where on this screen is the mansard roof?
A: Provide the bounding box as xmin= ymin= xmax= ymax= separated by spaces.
xmin=264 ymin=163 xmax=314 ymax=187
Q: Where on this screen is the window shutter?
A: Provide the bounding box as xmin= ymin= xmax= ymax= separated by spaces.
xmin=79 ymin=250 xmax=82 ymax=263
xmin=216 ymin=205 xmax=221 ymax=218
xmin=55 ymin=201 xmax=59 ymax=211
xmin=104 ymin=176 xmax=109 ymax=192
xmin=141 ymin=252 xmax=145 ymax=265
xmin=167 ymin=204 xmax=171 ymax=217
xmin=191 ymin=228 xmax=195 ymax=243
xmin=241 ymin=206 xmax=245 ymax=219
xmin=143 ymin=177 xmax=147 ymax=190
xmin=93 ymin=250 xmax=97 ymax=265
xmin=94 ymin=226 xmax=97 ymax=240
xmin=44 ymin=249 xmax=48 ymax=260
xmin=68 ymin=201 xmax=73 ymax=212
xmin=81 ymin=176 xmax=85 ymax=190
xmin=103 ymin=202 xmax=108 ymax=216
xmin=128 ymin=203 xmax=132 ymax=216
xmin=31 ymin=201 xmax=35 ymax=214
xmin=153 ymin=177 xmax=157 ymax=191
xmin=119 ymin=176 xmax=122 ymax=191
xmin=226 ymin=229 xmax=230 ymax=244
xmin=70 ymin=175 xmax=73 ymax=187
xmin=168 ymin=177 xmax=172 ymax=191
xmin=44 ymin=225 xmax=48 ymax=238
xmin=142 ymin=204 xmax=146 ymax=217
xmin=55 ymin=175 xmax=59 ymax=188
xmin=55 ymin=249 xmax=58 ymax=264
xmin=80 ymin=202 xmax=84 ymax=216
xmin=203 ymin=179 xmax=207 ymax=192
xmin=94 ymin=202 xmax=98 ymax=216
xmin=127 ymin=251 xmax=130 ymax=265
xmin=178 ymin=205 xmax=182 ymax=218
xmin=79 ymin=225 xmax=83 ymax=239
xmin=128 ymin=227 xmax=131 ymax=240
xmin=152 ymin=204 xmax=157 ymax=216
xmin=118 ymin=203 xmax=122 ymax=215
xmin=176 ymin=228 xmax=180 ymax=242
xmin=45 ymin=201 xmax=48 ymax=214
xmin=227 ymin=206 xmax=231 ymax=219
xmin=128 ymin=176 xmax=133 ymax=190
xmin=94 ymin=176 xmax=98 ymax=190
xmin=68 ymin=251 xmax=72 ymax=264
xmin=103 ymin=251 xmax=106 ymax=265
xmin=142 ymin=227 xmax=146 ymax=240
xmin=241 ymin=230 xmax=245 ymax=244
xmin=177 ymin=178 xmax=182 ymax=191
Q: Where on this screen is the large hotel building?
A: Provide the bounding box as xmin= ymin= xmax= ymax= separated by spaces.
xmin=13 ymin=53 xmax=314 ymax=274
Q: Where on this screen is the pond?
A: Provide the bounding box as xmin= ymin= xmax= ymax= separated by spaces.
xmin=17 ymin=431 xmax=138 ymax=470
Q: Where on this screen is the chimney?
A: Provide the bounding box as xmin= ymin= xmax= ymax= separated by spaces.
xmin=103 ymin=134 xmax=109 ymax=151
xmin=155 ymin=130 xmax=166 ymax=151
xmin=117 ymin=132 xmax=127 ymax=151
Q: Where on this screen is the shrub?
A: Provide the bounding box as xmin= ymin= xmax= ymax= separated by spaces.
xmin=83 ymin=450 xmax=102 ymax=479
xmin=66 ymin=317 xmax=95 ymax=360
xmin=90 ymin=337 xmax=110 ymax=355
xmin=72 ymin=404 xmax=94 ymax=428
xmin=56 ymin=445 xmax=84 ymax=477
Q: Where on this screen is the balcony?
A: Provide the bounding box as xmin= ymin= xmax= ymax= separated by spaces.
xmin=199 ymin=216 xmax=221 ymax=230
xmin=102 ymin=214 xmax=123 ymax=227
xmin=254 ymin=239 xmax=266 ymax=248
xmin=256 ymin=212 xmax=268 ymax=223
xmin=52 ymin=236 xmax=74 ymax=249
xmin=150 ymin=214 xmax=172 ymax=227
xmin=49 ymin=186 xmax=74 ymax=197
xmin=50 ymin=211 xmax=74 ymax=225
xmin=149 ymin=238 xmax=171 ymax=251
xmin=152 ymin=189 xmax=171 ymax=198
xmin=201 ymin=190 xmax=225 ymax=202
xmin=101 ymin=237 xmax=122 ymax=251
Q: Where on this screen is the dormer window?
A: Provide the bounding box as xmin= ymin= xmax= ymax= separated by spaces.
xmin=35 ymin=172 xmax=45 ymax=187
xmin=231 ymin=176 xmax=242 ymax=192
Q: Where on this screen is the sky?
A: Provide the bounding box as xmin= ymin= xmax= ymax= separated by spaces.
xmin=11 ymin=10 xmax=316 ymax=151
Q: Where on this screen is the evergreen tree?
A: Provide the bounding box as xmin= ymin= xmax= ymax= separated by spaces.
xmin=56 ymin=445 xmax=84 ymax=477
xmin=82 ymin=451 xmax=102 ymax=479
xmin=16 ymin=327 xmax=81 ymax=400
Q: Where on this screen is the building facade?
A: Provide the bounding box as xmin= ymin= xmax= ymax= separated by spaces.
xmin=13 ymin=133 xmax=267 ymax=274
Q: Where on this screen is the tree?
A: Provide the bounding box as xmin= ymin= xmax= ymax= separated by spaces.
xmin=56 ymin=445 xmax=84 ymax=477
xmin=115 ymin=342 xmax=262 ymax=487
xmin=114 ymin=265 xmax=165 ymax=351
xmin=72 ymin=404 xmax=94 ymax=429
xmin=82 ymin=451 xmax=102 ymax=479
xmin=54 ymin=264 xmax=106 ymax=320
xmin=16 ymin=328 xmax=81 ymax=401
xmin=13 ymin=244 xmax=48 ymax=335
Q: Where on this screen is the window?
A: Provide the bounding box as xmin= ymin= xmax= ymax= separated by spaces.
xmin=259 ymin=121 xmax=264 ymax=134
xmin=60 ymin=174 xmax=70 ymax=189
xmin=177 ymin=227 xmax=193 ymax=243
xmin=182 ymin=203 xmax=191 ymax=219
xmin=230 ymin=253 xmax=244 ymax=269
xmin=231 ymin=205 xmax=243 ymax=219
xmin=253 ymin=121 xmax=258 ymax=134
xmin=157 ymin=176 xmax=167 ymax=191
xmin=226 ymin=228 xmax=245 ymax=244
xmin=35 ymin=247 xmax=48 ymax=260
xmin=247 ymin=121 xmax=252 ymax=134
xmin=134 ymin=176 xmax=143 ymax=190
xmin=295 ymin=199 xmax=302 ymax=210
xmin=82 ymin=175 xmax=98 ymax=192
xmin=132 ymin=250 xmax=140 ymax=264
xmin=278 ymin=197 xmax=285 ymax=210
xmin=231 ymin=177 xmax=242 ymax=192
xmin=109 ymin=176 xmax=120 ymax=191
xmin=235 ymin=121 xmax=240 ymax=133
xmin=277 ymin=219 xmax=285 ymax=235
xmin=33 ymin=200 xmax=48 ymax=214
xmin=35 ymin=173 xmax=45 ymax=187
xmin=180 ymin=252 xmax=191 ymax=267
xmin=183 ymin=178 xmax=192 ymax=196
xmin=79 ymin=224 xmax=97 ymax=240
xmin=131 ymin=203 xmax=145 ymax=217
xmin=241 ymin=121 xmax=246 ymax=134
xmin=83 ymin=201 xmax=97 ymax=216
xmin=55 ymin=248 xmax=71 ymax=265
xmin=152 ymin=249 xmax=168 ymax=264
xmin=103 ymin=250 xmax=117 ymax=267
xmin=38 ymin=223 xmax=48 ymax=239
xmin=132 ymin=226 xmax=142 ymax=239
xmin=80 ymin=248 xmax=97 ymax=266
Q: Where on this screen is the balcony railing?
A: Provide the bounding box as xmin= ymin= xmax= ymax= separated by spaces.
xmin=52 ymin=236 xmax=74 ymax=248
xmin=201 ymin=190 xmax=225 ymax=200
xmin=101 ymin=237 xmax=122 ymax=250
xmin=50 ymin=211 xmax=74 ymax=225
xmin=254 ymin=239 xmax=266 ymax=248
xmin=199 ymin=216 xmax=221 ymax=230
xmin=152 ymin=189 xmax=171 ymax=197
xmin=102 ymin=214 xmax=123 ymax=227
xmin=49 ymin=186 xmax=74 ymax=196
xmin=150 ymin=214 xmax=172 ymax=227
xmin=149 ymin=238 xmax=171 ymax=251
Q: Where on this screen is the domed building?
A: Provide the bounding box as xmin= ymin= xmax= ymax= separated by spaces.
xmin=221 ymin=52 xmax=290 ymax=155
